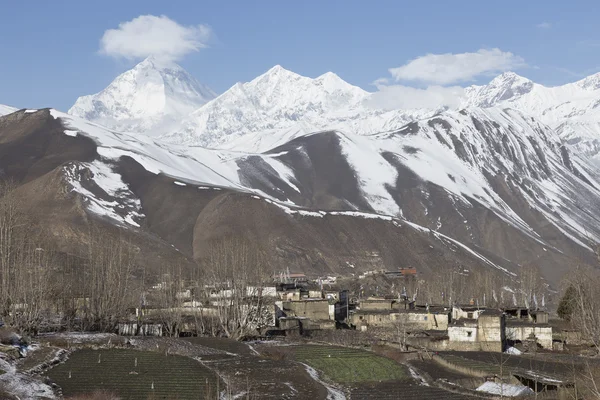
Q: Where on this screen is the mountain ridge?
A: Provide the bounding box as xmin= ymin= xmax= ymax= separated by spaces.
xmin=68 ymin=56 xmax=216 ymax=136
xmin=463 ymin=71 xmax=600 ymax=161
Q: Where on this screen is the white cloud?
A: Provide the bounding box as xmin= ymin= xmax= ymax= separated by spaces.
xmin=389 ymin=48 xmax=526 ymax=85
xmin=100 ymin=15 xmax=212 ymax=61
xmin=536 ymin=22 xmax=552 ymax=29
xmin=367 ymin=83 xmax=465 ymax=110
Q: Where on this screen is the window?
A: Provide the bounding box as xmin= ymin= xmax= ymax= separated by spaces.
xmin=467 ymin=331 xmax=472 ymax=337
xmin=467 ymin=312 xmax=473 ymax=319
xmin=424 ymin=316 xmax=428 ymax=321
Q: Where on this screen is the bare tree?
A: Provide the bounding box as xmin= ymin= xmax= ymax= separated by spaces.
xmin=562 ymin=265 xmax=600 ymax=354
xmin=82 ymin=225 xmax=137 ymax=331
xmin=200 ymin=237 xmax=272 ymax=340
xmin=518 ymin=263 xmax=545 ymax=309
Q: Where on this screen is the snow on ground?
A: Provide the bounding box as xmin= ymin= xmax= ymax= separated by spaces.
xmin=222 ymin=123 xmax=320 ymax=153
xmin=37 ymin=332 xmax=117 ymax=344
xmin=505 ymin=346 xmax=522 ymax=355
xmin=262 ymin=156 xmax=301 ymax=192
xmin=51 ymin=110 xmax=244 ymax=189
xmin=63 ymin=160 xmax=144 ymax=227
xmin=476 ymin=382 xmax=534 ymax=397
xmin=0 ymin=356 xmax=56 ymax=399
xmin=337 ymin=132 xmax=402 ymax=217
xmin=523 ymin=371 xmax=563 ymax=384
xmin=408 ymin=367 xmax=430 ymax=386
xmin=301 ymin=363 xmax=346 ymax=400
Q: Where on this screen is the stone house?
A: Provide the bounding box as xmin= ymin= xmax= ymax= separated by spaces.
xmin=280 ymin=289 xmax=301 ymax=301
xmin=505 ymin=319 xmax=552 ymax=349
xmin=350 ymin=308 xmax=449 ymax=332
xmin=359 ymin=298 xmax=395 ymax=311
xmin=282 ymin=299 xmax=334 ymax=320
xmin=452 ymin=305 xmax=485 ymax=321
xmin=279 ymin=317 xmax=336 ymax=335
xmin=504 ymin=308 xmax=552 ymax=349
xmin=277 ymin=299 xmax=336 ymax=335
xmin=448 ymin=310 xmax=505 ymax=352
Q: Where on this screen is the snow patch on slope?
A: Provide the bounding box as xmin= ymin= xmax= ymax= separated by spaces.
xmin=302 ymin=363 xmax=347 ymax=400
xmin=52 ymin=109 xmax=244 ymax=189
xmin=337 ymin=132 xmax=402 ymax=216
xmin=0 ymin=357 xmax=56 ymax=399
xmin=63 ymin=160 xmax=144 ymax=227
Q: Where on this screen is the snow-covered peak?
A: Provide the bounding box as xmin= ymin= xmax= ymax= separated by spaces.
xmin=463 ymin=70 xmax=600 ymax=159
xmin=161 ymin=65 xmax=371 ymax=147
xmin=260 ymin=64 xmax=300 ymax=79
xmin=464 ymin=72 xmax=534 ymax=107
xmin=68 ymin=57 xmax=216 ymax=136
xmin=133 ymin=55 xmax=183 ymax=72
xmin=489 ymin=71 xmax=532 ymax=86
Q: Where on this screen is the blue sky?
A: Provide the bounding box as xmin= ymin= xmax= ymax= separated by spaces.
xmin=1 ymin=0 xmax=599 ymax=110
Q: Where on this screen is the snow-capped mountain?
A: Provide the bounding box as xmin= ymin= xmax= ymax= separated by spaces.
xmin=5 ymin=101 xmax=600 ymax=285
xmin=160 ymin=65 xmax=434 ymax=149
xmin=0 ymin=104 xmax=16 ymax=116
xmin=11 ymin=106 xmax=595 ymax=282
xmin=68 ymin=56 xmax=216 ymax=136
xmin=464 ymin=72 xmax=600 ymax=160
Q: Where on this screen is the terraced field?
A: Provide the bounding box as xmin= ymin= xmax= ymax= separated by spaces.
xmin=349 ymin=381 xmax=479 ymax=400
xmin=440 ymin=351 xmax=576 ymax=381
xmin=438 ymin=353 xmax=503 ymax=376
xmin=409 ymin=359 xmax=476 ymax=382
xmin=45 ymin=349 xmax=221 ymax=399
xmin=292 ymin=345 xmax=408 ymax=383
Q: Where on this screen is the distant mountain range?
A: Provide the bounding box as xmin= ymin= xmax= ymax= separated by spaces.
xmin=3 ymin=59 xmax=600 ymax=285
xmin=67 ymin=58 xmax=600 ymax=162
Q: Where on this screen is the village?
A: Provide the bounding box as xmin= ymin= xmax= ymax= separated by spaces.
xmin=117 ymin=267 xmax=556 ymax=354
xmin=1 ymin=265 xmax=597 ymax=399
xmin=80 ymin=266 xmax=598 ymax=398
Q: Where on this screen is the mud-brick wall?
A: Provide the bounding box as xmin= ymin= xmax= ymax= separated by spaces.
xmin=283 ymin=300 xmax=331 ymax=320
xmin=506 ymin=325 xmax=552 ymax=349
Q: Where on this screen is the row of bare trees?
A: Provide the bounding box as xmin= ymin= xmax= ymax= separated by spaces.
xmin=2 ymin=177 xmax=275 ymax=339
xmin=0 ymin=180 xmax=57 ymax=333
xmin=383 ymin=262 xmax=547 ymax=309
xmin=199 ymin=238 xmax=273 ymax=339
xmin=0 ymin=180 xmax=141 ymax=333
